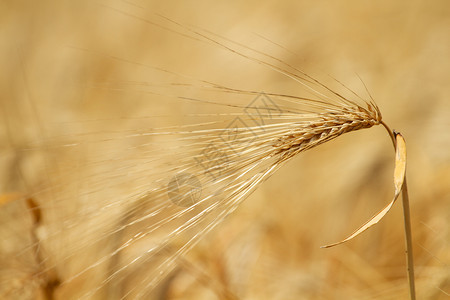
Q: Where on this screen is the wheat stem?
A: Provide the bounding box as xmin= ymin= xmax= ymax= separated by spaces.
xmin=401 ymin=179 xmax=416 ymax=300
xmin=381 ymin=120 xmax=416 ymax=300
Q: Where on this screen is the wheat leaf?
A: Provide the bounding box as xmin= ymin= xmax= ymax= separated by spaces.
xmin=321 ymin=132 xmax=407 ymax=248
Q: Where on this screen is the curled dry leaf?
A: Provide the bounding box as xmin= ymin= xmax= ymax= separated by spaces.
xmin=321 ymin=132 xmax=407 ymax=248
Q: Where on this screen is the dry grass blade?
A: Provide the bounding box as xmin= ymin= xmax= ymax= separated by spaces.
xmin=321 ymin=131 xmax=407 ymax=248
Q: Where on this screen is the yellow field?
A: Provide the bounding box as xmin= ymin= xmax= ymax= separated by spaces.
xmin=1 ymin=1 xmax=449 ymax=299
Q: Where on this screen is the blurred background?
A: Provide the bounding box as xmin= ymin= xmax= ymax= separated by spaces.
xmin=1 ymin=0 xmax=449 ymax=299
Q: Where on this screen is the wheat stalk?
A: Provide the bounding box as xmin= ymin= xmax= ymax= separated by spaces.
xmin=63 ymin=93 xmax=410 ymax=299
xmin=0 ymin=8 xmax=418 ymax=300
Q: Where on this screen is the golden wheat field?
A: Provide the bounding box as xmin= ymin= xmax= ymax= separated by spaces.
xmin=1 ymin=0 xmax=449 ymax=299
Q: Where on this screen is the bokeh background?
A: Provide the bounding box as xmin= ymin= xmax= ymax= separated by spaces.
xmin=1 ymin=0 xmax=449 ymax=299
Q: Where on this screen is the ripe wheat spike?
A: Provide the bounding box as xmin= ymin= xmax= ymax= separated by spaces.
xmin=272 ymin=104 xmax=381 ymax=161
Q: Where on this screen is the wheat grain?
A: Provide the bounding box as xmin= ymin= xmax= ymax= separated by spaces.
xmin=272 ymin=105 xmax=381 ymax=160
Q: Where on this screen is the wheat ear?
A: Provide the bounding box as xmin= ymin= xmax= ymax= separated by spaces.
xmin=272 ymin=104 xmax=382 ymax=161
